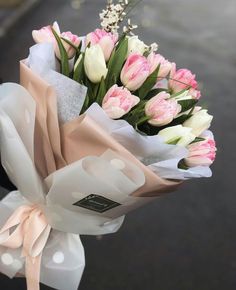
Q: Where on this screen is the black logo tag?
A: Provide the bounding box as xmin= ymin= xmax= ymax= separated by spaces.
xmin=73 ymin=194 xmax=121 ymax=213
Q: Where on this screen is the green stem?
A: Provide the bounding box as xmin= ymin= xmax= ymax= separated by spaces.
xmin=136 ymin=115 xmax=150 ymax=127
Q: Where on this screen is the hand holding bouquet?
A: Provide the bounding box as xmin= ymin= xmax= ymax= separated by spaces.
xmin=0 ymin=1 xmax=216 ymax=289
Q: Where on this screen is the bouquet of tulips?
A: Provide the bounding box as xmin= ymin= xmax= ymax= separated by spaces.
xmin=0 ymin=1 xmax=216 ymax=290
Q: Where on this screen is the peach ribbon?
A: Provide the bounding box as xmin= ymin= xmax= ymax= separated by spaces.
xmin=0 ymin=204 xmax=51 ymax=290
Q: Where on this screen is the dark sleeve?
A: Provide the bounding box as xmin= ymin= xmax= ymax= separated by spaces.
xmin=0 ymin=161 xmax=16 ymax=191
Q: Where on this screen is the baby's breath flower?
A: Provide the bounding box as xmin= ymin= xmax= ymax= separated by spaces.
xmin=123 ymin=18 xmax=138 ymax=35
xmin=100 ymin=0 xmax=131 ymax=33
xmin=149 ymin=42 xmax=159 ymax=52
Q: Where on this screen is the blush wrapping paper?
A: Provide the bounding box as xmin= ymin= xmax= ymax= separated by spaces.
xmin=0 ymin=83 xmax=128 ymax=290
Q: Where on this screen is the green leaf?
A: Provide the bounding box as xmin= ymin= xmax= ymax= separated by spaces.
xmin=73 ymin=41 xmax=83 ymax=65
xmin=92 ymin=83 xmax=100 ymax=101
xmin=167 ymin=137 xmax=181 ymax=145
xmin=61 ymin=37 xmax=81 ymax=52
xmin=137 ymin=123 xmax=159 ymax=136
xmin=81 ymin=93 xmax=89 ymax=114
xmin=178 ymin=99 xmax=198 ymax=113
xmin=106 ymin=37 xmax=128 ymax=89
xmin=107 ymin=49 xmax=116 ymax=65
xmin=178 ymin=159 xmax=189 ymax=170
xmin=125 ymin=100 xmax=146 ymax=118
xmin=146 ymin=88 xmax=168 ymax=100
xmin=51 ymin=27 xmax=70 ymax=77
xmin=136 ymin=115 xmax=150 ymax=127
xmin=171 ymin=114 xmax=192 ymax=126
xmin=96 ymin=77 xmax=107 ymax=105
xmin=190 ymin=137 xmax=205 ymax=144
xmin=170 ymin=88 xmax=190 ymax=98
xmin=116 ymin=33 xmax=126 ymax=50
xmin=105 ymin=57 xmax=118 ymax=87
xmin=77 ymin=41 xmax=82 ymax=51
xmin=138 ymin=64 xmax=160 ymax=99
xmin=125 ymin=101 xmax=147 ymax=127
xmin=73 ymin=53 xmax=85 ymax=83
xmin=84 ymin=78 xmax=95 ymax=107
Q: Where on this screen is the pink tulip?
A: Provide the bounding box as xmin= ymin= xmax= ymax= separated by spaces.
xmin=147 ymin=53 xmax=172 ymax=77
xmin=86 ymin=29 xmax=118 ymax=61
xmin=60 ymin=31 xmax=81 ymax=59
xmin=32 ymin=21 xmax=59 ymax=44
xmin=102 ymin=85 xmax=140 ymax=119
xmin=145 ymin=92 xmax=181 ymax=126
xmin=185 ymin=137 xmax=216 ymax=167
xmin=120 ymin=53 xmax=150 ymax=91
xmin=169 ymin=64 xmax=201 ymax=99
xmin=32 ymin=22 xmax=80 ymax=59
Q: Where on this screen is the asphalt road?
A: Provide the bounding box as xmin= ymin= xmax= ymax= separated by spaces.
xmin=0 ymin=0 xmax=236 ymax=289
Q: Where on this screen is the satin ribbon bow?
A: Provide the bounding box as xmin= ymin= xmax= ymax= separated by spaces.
xmin=0 ymin=204 xmax=51 ymax=290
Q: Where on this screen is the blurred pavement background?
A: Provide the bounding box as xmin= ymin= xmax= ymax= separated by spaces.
xmin=0 ymin=0 xmax=236 ymax=289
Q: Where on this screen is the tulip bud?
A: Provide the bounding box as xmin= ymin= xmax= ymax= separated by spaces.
xmin=158 ymin=125 xmax=196 ymax=146
xmin=127 ymin=35 xmax=147 ymax=56
xmin=145 ymin=92 xmax=181 ymax=126
xmin=183 ymin=109 xmax=213 ymax=136
xmin=32 ymin=21 xmax=60 ymax=44
xmin=147 ymin=53 xmax=172 ymax=76
xmin=185 ymin=136 xmax=216 ymax=167
xmin=120 ymin=53 xmax=150 ymax=91
xmin=86 ymin=29 xmax=118 ymax=61
xmin=169 ymin=66 xmax=201 ymax=99
xmin=102 ymin=85 xmax=140 ymax=119
xmin=84 ymin=45 xmax=108 ymax=83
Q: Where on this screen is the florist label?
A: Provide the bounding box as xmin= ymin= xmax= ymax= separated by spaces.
xmin=73 ymin=194 xmax=121 ymax=213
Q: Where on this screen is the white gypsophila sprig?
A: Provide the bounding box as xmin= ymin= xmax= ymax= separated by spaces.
xmin=100 ymin=0 xmax=143 ymax=34
xmin=123 ymin=18 xmax=138 ymax=35
xmin=149 ymin=42 xmax=159 ymax=53
xmin=100 ymin=1 xmax=128 ymax=33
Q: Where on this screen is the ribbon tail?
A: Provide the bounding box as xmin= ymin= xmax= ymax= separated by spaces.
xmin=25 ymin=253 xmax=42 ymax=290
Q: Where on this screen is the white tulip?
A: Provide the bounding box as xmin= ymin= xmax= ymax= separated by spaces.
xmin=84 ymin=45 xmax=108 ymax=83
xmin=183 ymin=109 xmax=213 ymax=136
xmin=127 ymin=36 xmax=147 ymax=56
xmin=158 ymin=125 xmax=196 ymax=147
